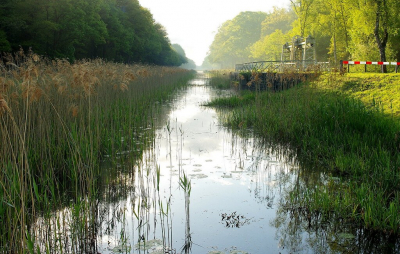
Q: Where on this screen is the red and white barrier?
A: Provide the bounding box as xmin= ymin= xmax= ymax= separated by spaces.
xmin=342 ymin=61 xmax=400 ymax=66
xmin=341 ymin=60 xmax=399 ymax=73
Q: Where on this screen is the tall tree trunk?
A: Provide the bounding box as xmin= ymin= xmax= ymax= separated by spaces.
xmin=374 ymin=0 xmax=389 ymax=73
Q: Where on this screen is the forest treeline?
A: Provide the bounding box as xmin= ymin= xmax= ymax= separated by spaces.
xmin=203 ymin=0 xmax=400 ymax=70
xmin=0 ymin=0 xmax=188 ymax=66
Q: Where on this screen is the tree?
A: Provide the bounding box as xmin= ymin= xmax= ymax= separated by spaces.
xmin=261 ymin=7 xmax=296 ymax=37
xmin=346 ymin=0 xmax=399 ymax=69
xmin=0 ymin=31 xmax=11 ymax=52
xmin=373 ymin=0 xmax=389 ymax=72
xmin=0 ymin=0 xmax=185 ymax=65
xmin=290 ymin=0 xmax=316 ymax=37
xmin=250 ymin=30 xmax=290 ymax=61
xmin=207 ymin=11 xmax=267 ymax=68
xmin=311 ymin=0 xmax=351 ymax=64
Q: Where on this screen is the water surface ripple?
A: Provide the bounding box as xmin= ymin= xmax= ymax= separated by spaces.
xmin=92 ymin=72 xmax=398 ymax=254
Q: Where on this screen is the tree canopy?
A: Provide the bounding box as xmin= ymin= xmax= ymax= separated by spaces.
xmin=171 ymin=44 xmax=197 ymax=69
xmin=0 ymin=0 xmax=186 ymax=66
xmin=204 ymin=1 xmax=400 ymax=71
xmin=206 ymin=11 xmax=267 ymax=68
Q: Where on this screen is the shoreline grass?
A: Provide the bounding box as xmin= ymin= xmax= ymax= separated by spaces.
xmin=206 ymin=69 xmax=233 ymax=89
xmin=0 ymin=50 xmax=195 ymax=252
xmin=206 ymin=72 xmax=400 ymax=235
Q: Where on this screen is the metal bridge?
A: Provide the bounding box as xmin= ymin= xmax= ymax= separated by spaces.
xmin=235 ymin=35 xmax=328 ymax=72
xmin=235 ymin=60 xmax=321 ymax=72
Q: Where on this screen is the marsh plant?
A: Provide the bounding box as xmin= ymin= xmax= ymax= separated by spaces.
xmin=179 ymin=172 xmax=192 ymax=253
xmin=207 ymin=70 xmax=400 ymax=236
xmin=207 ymin=70 xmax=233 ymax=89
xmin=0 ymin=49 xmax=194 ymax=252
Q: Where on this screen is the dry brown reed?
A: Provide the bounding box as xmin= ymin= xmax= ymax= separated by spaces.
xmin=0 ymin=49 xmax=192 ymax=253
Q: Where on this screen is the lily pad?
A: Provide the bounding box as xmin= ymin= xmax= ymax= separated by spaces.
xmin=109 ymin=245 xmax=131 ymax=253
xmin=190 ymin=173 xmax=208 ymax=179
xmin=221 ymin=174 xmax=232 ymax=178
xmin=135 ymin=239 xmax=163 ymax=251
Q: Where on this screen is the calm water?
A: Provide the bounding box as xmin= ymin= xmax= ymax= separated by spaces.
xmin=94 ymin=72 xmax=315 ymax=254
xmin=33 ymin=72 xmax=399 ymax=253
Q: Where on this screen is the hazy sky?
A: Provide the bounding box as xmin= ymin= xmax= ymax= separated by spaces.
xmin=139 ymin=0 xmax=291 ymax=66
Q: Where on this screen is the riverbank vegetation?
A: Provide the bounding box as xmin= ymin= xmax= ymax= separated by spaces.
xmin=206 ymin=72 xmax=400 ymax=235
xmin=207 ymin=70 xmax=232 ymax=89
xmin=316 ymin=73 xmax=400 ymax=118
xmin=0 ymin=50 xmax=195 ymax=252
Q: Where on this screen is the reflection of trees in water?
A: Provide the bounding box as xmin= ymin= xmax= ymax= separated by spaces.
xmin=229 ymin=133 xmax=400 ymax=253
xmin=272 ymin=201 xmax=400 ymax=253
xmin=271 ymin=165 xmax=400 ymax=253
xmin=228 ymin=133 xmax=299 ymax=210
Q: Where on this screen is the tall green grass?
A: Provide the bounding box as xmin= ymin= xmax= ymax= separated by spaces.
xmin=0 ymin=50 xmax=195 ymax=252
xmin=206 ymin=73 xmax=400 ymax=234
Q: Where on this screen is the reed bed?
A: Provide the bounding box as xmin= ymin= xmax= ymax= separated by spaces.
xmin=206 ymin=71 xmax=400 ymax=235
xmin=0 ymin=49 xmax=194 ymax=253
xmin=206 ymin=70 xmax=233 ymax=89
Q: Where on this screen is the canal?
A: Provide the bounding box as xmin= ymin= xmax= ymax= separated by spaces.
xmin=33 ymin=71 xmax=399 ymax=253
xmin=94 ymin=72 xmax=316 ymax=253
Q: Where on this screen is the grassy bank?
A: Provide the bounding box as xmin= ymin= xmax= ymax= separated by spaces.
xmin=0 ymin=51 xmax=195 ymax=252
xmin=206 ymin=72 xmax=400 ymax=235
xmin=316 ymin=73 xmax=400 ymax=118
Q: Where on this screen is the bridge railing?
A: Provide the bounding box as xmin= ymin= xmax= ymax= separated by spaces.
xmin=235 ymin=60 xmax=329 ymax=72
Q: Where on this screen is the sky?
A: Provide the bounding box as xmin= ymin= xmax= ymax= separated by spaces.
xmin=139 ymin=0 xmax=291 ymax=66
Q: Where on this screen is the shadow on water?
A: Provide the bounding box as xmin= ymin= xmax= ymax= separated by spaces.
xmin=30 ymin=71 xmax=400 ymax=254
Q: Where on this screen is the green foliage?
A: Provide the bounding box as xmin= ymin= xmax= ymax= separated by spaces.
xmin=0 ymin=0 xmax=185 ymax=66
xmin=261 ymin=7 xmax=295 ymax=37
xmin=208 ymin=75 xmax=400 ymax=233
xmin=179 ymin=172 xmax=191 ymax=196
xmin=207 ymin=70 xmax=233 ymax=89
xmin=0 ymin=31 xmax=11 ymax=52
xmin=316 ymin=73 xmax=400 ymax=118
xmin=207 ymin=11 xmax=267 ymax=68
xmin=289 ymin=0 xmax=317 ymax=37
xmin=250 ymin=30 xmax=290 ymax=61
xmin=205 ymin=92 xmax=255 ymax=108
xmin=205 ymin=0 xmax=400 ymax=69
xmin=172 ymin=43 xmax=198 ymax=69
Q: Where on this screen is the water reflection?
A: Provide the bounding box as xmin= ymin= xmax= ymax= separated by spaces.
xmin=31 ymin=72 xmax=400 ymax=253
xmin=95 ymin=72 xmax=298 ymax=253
